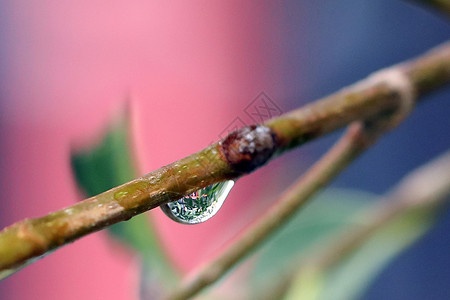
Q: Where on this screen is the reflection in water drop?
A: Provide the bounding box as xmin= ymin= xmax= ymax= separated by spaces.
xmin=161 ymin=181 xmax=234 ymax=224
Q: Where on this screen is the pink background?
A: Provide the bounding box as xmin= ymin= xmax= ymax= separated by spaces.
xmin=3 ymin=2 xmax=448 ymax=300
xmin=0 ymin=2 xmax=290 ymax=299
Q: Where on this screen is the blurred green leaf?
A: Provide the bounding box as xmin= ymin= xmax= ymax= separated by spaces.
xmin=252 ymin=189 xmax=374 ymax=286
xmin=70 ymin=112 xmax=178 ymax=286
xmin=283 ymin=200 xmax=439 ymax=300
xmin=314 ymin=206 xmax=436 ymax=300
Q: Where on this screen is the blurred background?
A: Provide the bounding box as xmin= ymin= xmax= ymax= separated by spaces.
xmin=0 ymin=1 xmax=449 ymax=299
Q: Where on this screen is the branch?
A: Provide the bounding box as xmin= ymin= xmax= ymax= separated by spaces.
xmin=266 ymin=149 xmax=450 ymax=300
xmin=165 ymin=87 xmax=415 ymax=300
xmin=0 ymin=41 xmax=449 ymax=277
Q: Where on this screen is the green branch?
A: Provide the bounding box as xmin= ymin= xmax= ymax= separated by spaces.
xmin=0 ymin=41 xmax=449 ymax=278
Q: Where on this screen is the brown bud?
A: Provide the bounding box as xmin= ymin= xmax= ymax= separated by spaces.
xmin=219 ymin=125 xmax=278 ymax=174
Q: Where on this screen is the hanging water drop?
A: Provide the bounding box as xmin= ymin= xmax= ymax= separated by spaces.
xmin=160 ymin=180 xmax=234 ymax=224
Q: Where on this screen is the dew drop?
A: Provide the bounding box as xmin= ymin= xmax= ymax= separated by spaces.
xmin=160 ymin=180 xmax=234 ymax=224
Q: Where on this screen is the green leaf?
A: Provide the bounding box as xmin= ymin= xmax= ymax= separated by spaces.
xmin=251 ymin=189 xmax=374 ymax=287
xmin=283 ymin=200 xmax=439 ymax=300
xmin=70 ymin=111 xmax=178 ymax=285
xmin=315 ymin=206 xmax=436 ymax=300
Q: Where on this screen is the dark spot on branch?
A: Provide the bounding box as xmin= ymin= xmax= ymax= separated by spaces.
xmin=219 ymin=125 xmax=278 ymax=174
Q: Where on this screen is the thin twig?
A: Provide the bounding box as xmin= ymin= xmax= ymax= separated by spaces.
xmin=311 ymin=150 xmax=450 ymax=272
xmin=0 ymin=42 xmax=449 ymax=276
xmin=264 ymin=149 xmax=450 ymax=300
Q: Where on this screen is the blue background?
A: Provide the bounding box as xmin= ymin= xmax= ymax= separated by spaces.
xmin=279 ymin=1 xmax=450 ymax=299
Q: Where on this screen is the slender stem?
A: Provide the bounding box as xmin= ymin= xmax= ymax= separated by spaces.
xmin=312 ymin=150 xmax=450 ymax=272
xmin=0 ymin=42 xmax=449 ymax=275
xmin=266 ymin=150 xmax=450 ymax=300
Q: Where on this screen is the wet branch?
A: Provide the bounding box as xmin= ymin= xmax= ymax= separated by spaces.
xmin=0 ymin=41 xmax=449 ymax=277
xmin=165 ymin=88 xmax=415 ymax=300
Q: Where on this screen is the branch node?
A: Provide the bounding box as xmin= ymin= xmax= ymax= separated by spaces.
xmin=219 ymin=125 xmax=278 ymax=174
xmin=368 ymin=68 xmax=415 ymax=127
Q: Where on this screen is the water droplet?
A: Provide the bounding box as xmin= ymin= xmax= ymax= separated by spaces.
xmin=160 ymin=180 xmax=234 ymax=224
